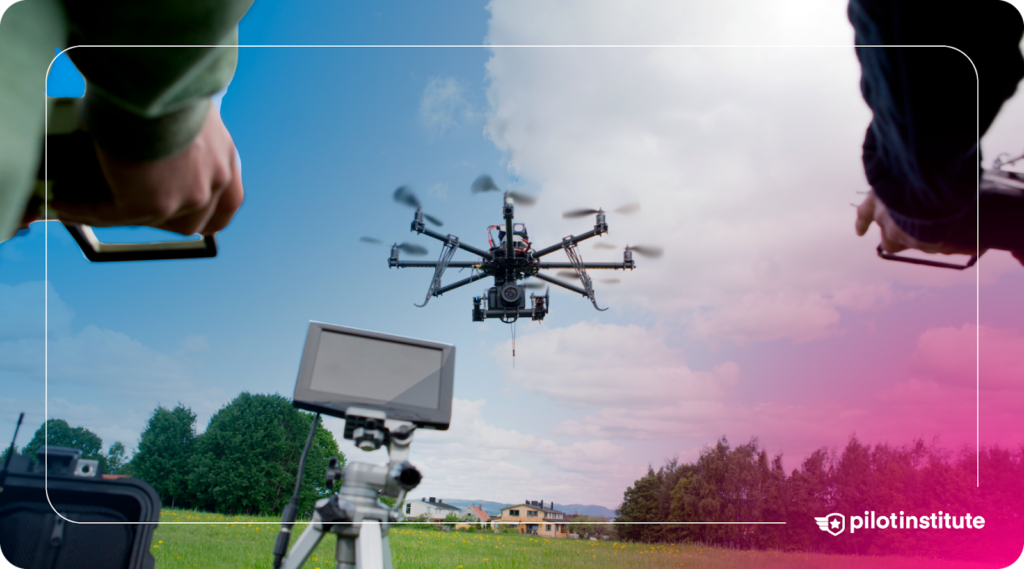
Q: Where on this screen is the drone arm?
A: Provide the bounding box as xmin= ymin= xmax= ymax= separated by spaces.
xmin=433 ymin=270 xmax=490 ymax=296
xmin=412 ymin=219 xmax=493 ymax=260
xmin=536 ymin=261 xmax=635 ymax=270
xmin=533 ymin=272 xmax=589 ymax=296
xmin=533 ymin=228 xmax=604 ymax=258
xmin=391 ymin=261 xmax=480 ymax=269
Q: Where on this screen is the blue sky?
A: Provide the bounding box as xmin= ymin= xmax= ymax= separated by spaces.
xmin=3 ymin=0 xmax=1024 ymax=508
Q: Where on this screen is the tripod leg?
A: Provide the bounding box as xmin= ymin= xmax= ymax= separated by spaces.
xmin=355 ymin=521 xmax=384 ymax=569
xmin=279 ymin=522 xmax=326 ymax=569
xmin=336 ymin=536 xmax=356 ymax=568
xmin=381 ymin=533 xmax=393 ymax=569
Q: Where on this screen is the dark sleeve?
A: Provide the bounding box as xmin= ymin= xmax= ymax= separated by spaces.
xmin=61 ymin=0 xmax=254 ymax=161
xmin=848 ymin=0 xmax=1024 ymax=243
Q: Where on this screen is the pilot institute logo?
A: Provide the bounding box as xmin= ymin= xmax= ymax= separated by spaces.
xmin=815 ymin=513 xmax=845 ymax=536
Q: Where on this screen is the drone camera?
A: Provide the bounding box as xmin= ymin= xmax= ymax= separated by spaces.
xmin=489 ymin=284 xmax=526 ymax=309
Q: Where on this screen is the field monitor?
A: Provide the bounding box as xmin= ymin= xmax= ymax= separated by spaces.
xmin=292 ymin=322 xmax=455 ymax=430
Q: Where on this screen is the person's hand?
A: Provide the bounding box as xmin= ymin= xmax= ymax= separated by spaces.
xmin=50 ymin=103 xmax=243 ymax=236
xmin=855 ymin=189 xmax=977 ymax=256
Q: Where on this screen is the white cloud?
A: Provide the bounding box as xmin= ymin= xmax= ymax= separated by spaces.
xmin=908 ymin=324 xmax=1024 ymax=392
xmin=487 ymin=320 xmax=1022 ymax=470
xmin=323 ymin=398 xmax=637 ymax=508
xmin=180 ymin=335 xmax=210 ymax=352
xmin=486 ymin=0 xmax=852 ymax=46
xmin=45 ymin=397 xmax=147 ymax=452
xmin=493 ymin=321 xmax=739 ymax=408
xmin=0 ymin=281 xmax=231 ymax=449
xmin=690 ymin=290 xmax=841 ymax=345
xmin=0 ymin=281 xmax=74 ymax=340
xmin=419 ymin=76 xmax=475 ymax=135
xmin=481 ymin=0 xmax=1002 ymax=345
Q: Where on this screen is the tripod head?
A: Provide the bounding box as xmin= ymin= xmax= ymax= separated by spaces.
xmin=276 ymin=408 xmax=424 ymax=569
xmin=334 ymin=407 xmax=422 ymax=502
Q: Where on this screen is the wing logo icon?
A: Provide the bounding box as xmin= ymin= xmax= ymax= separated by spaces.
xmin=815 ymin=513 xmax=845 ymax=536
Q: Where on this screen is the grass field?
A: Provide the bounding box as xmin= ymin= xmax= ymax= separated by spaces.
xmin=151 ymin=508 xmax=990 ymax=569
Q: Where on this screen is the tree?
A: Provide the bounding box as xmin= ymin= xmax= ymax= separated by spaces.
xmin=106 ymin=441 xmax=129 ymax=475
xmin=131 ymin=404 xmax=197 ymax=507
xmin=615 ymin=466 xmax=662 ymax=542
xmin=186 ymin=393 xmax=342 ymax=516
xmin=667 ymin=437 xmax=772 ymax=548
xmin=21 ymin=419 xmax=108 ymax=473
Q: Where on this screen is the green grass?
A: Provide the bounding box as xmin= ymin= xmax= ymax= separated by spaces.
xmin=151 ymin=508 xmax=990 ymax=569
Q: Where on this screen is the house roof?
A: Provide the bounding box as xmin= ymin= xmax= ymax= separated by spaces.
xmin=466 ymin=505 xmax=490 ymax=522
xmin=502 ymin=503 xmax=565 ymax=515
xmin=418 ymin=498 xmax=460 ymax=511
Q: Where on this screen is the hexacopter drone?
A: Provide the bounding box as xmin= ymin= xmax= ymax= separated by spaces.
xmin=380 ymin=175 xmax=661 ymax=324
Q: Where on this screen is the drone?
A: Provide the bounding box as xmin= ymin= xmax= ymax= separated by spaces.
xmin=376 ymin=175 xmax=661 ymax=324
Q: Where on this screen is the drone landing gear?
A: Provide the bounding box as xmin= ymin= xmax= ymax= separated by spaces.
xmin=415 ymin=235 xmax=459 ymax=307
xmin=561 ymin=237 xmax=606 ymax=311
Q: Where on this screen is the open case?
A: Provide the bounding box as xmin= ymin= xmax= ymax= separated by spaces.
xmin=0 ymin=447 xmax=160 ymax=569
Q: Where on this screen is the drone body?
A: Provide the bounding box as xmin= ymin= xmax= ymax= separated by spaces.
xmin=388 ymin=188 xmax=641 ymax=324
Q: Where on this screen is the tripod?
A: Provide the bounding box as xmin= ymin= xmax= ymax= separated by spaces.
xmin=276 ymin=408 xmax=422 ymax=569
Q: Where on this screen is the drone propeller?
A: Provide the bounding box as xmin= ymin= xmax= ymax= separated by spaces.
xmin=472 ymin=174 xmax=537 ymax=206
xmin=360 ymin=236 xmax=429 ymax=256
xmin=395 ymin=242 xmax=429 ymax=256
xmin=562 ymin=203 xmax=640 ymax=218
xmin=554 ymin=270 xmax=619 ymax=284
xmin=628 ymin=244 xmax=664 ymax=259
xmin=508 ymin=191 xmax=537 ymax=206
xmin=471 ymin=174 xmax=500 ymax=193
xmin=393 ymin=185 xmax=443 ymax=227
xmin=521 ymin=280 xmax=547 ymax=290
xmin=562 ymin=208 xmax=601 ymax=219
xmin=590 ymin=241 xmax=665 ymax=259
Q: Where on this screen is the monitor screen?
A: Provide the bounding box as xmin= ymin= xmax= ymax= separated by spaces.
xmin=309 ymin=330 xmax=443 ymax=410
xmin=293 ymin=322 xmax=455 ymax=429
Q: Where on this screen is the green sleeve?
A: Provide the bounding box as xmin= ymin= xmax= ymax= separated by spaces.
xmin=0 ymin=0 xmax=68 ymax=240
xmin=62 ymin=0 xmax=254 ymax=161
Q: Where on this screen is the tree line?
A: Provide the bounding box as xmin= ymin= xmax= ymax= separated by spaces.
xmin=615 ymin=436 xmax=1024 ymax=565
xmin=3 ymin=392 xmax=343 ymax=517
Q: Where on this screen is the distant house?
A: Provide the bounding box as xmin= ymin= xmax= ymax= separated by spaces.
xmin=460 ymin=504 xmax=491 ymax=524
xmin=403 ymin=497 xmax=461 ymax=521
xmin=499 ymin=500 xmax=569 ymax=539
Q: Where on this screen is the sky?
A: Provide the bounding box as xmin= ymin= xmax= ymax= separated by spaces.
xmin=2 ymin=0 xmax=1024 ymax=510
